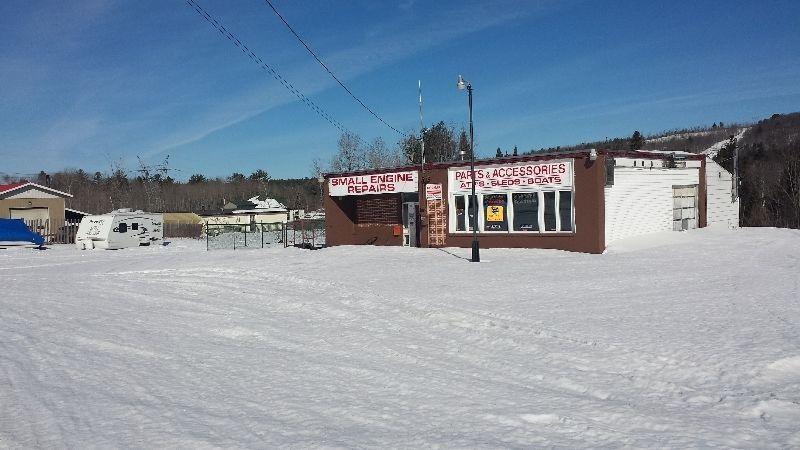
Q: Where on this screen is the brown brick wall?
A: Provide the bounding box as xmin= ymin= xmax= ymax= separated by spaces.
xmin=355 ymin=194 xmax=401 ymax=225
xmin=324 ymin=187 xmax=403 ymax=246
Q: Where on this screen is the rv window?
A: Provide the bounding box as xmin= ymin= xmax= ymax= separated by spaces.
xmin=132 ymin=223 xmax=138 ymax=230
xmin=118 ymin=222 xmax=128 ymax=233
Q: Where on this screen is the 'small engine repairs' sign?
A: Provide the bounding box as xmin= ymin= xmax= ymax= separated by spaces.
xmin=329 ymin=170 xmax=419 ymax=196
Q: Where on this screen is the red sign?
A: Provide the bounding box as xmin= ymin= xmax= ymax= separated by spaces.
xmin=425 ymin=183 xmax=442 ymax=200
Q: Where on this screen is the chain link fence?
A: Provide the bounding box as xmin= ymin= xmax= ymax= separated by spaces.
xmin=284 ymin=219 xmax=325 ymax=249
xmin=205 ymin=220 xmax=326 ymax=250
xmin=205 ymin=223 xmax=286 ymax=250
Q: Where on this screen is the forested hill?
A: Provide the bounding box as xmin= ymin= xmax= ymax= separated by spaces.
xmin=717 ymin=113 xmax=800 ymax=228
xmin=524 ymin=122 xmax=749 ymax=155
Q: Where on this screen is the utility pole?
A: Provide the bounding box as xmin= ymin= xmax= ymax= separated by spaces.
xmin=732 ymin=137 xmax=739 ymax=203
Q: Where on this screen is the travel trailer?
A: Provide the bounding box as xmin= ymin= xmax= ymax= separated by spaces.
xmin=75 ymin=209 xmax=163 ymax=250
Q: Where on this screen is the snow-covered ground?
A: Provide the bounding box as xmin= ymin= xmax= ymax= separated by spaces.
xmin=2 ymin=228 xmax=799 ymax=447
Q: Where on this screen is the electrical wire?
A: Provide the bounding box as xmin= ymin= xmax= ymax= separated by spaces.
xmin=185 ymin=0 xmax=361 ymax=141
xmin=261 ymin=0 xmax=404 ymax=136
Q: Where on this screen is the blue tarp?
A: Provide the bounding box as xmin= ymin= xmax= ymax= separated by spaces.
xmin=0 ymin=218 xmax=45 ymax=246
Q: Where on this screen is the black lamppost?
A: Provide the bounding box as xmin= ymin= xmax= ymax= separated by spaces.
xmin=457 ymin=75 xmax=479 ymax=262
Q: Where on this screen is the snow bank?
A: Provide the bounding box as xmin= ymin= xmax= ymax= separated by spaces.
xmin=2 ymin=229 xmax=799 ymax=447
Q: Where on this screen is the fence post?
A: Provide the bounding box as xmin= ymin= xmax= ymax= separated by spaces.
xmin=206 ymin=223 xmax=209 ymax=251
xmin=261 ymin=225 xmax=264 ymax=248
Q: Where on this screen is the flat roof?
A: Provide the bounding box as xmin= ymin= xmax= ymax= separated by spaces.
xmin=322 ymin=149 xmax=704 ymax=178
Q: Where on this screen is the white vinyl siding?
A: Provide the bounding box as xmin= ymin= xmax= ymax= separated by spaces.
xmin=605 ymin=158 xmax=701 ymax=244
xmin=705 ymin=158 xmax=739 ymax=228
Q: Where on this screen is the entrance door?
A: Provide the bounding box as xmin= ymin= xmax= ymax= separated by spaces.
xmin=403 ymin=202 xmax=419 ymax=247
xmin=672 ymin=185 xmax=698 ymax=231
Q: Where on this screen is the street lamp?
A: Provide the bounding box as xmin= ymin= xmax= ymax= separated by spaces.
xmin=457 ymin=75 xmax=479 ymax=262
xmin=317 ymin=174 xmax=325 ymax=214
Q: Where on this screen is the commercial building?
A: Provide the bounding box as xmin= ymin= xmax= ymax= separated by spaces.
xmin=322 ymin=149 xmax=738 ymax=254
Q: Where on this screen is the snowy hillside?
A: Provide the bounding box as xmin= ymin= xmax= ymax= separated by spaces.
xmin=702 ymin=128 xmax=749 ymax=158
xmin=2 ymin=229 xmax=800 ymax=447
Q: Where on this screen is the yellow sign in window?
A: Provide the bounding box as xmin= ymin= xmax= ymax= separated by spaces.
xmin=486 ymin=205 xmax=504 ymax=222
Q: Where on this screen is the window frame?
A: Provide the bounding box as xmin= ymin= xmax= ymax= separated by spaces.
xmin=448 ymin=187 xmax=575 ymax=235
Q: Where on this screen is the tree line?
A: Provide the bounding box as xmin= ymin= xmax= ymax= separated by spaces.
xmin=0 ymin=168 xmax=323 ymax=215
xmin=4 ymin=114 xmax=797 ymax=228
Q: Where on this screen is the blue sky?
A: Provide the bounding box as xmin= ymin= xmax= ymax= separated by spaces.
xmin=1 ymin=0 xmax=799 ymax=180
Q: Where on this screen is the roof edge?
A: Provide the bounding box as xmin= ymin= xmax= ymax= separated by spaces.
xmin=0 ymin=182 xmax=74 ymax=198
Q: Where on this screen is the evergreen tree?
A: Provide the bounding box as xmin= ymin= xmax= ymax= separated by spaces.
xmin=423 ymin=121 xmax=458 ymax=163
xmin=398 ymin=133 xmax=422 ymax=164
xmin=496 ymin=147 xmax=503 ymax=157
xmin=188 ymin=174 xmax=206 ymax=184
xmin=228 ymin=172 xmax=246 ymax=183
xmin=458 ymin=129 xmax=470 ymax=160
xmin=512 ymin=146 xmax=518 ymax=156
xmin=249 ymin=169 xmax=270 ymax=183
xmin=630 ymin=130 xmax=644 ymax=150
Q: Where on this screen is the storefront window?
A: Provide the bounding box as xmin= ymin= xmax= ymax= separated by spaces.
xmin=454 ymin=195 xmax=478 ymax=231
xmin=483 ymin=194 xmax=508 ymax=231
xmin=450 ymin=190 xmax=574 ymax=234
xmin=448 ymin=160 xmax=576 ymax=234
xmin=455 ymin=196 xmax=466 ymax=231
xmin=467 ymin=195 xmax=477 ymax=231
xmin=512 ymin=193 xmax=539 ymax=231
xmin=559 ymin=191 xmax=573 ymax=232
xmin=543 ymin=191 xmax=557 ymax=231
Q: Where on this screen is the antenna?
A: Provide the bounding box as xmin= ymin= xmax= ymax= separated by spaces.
xmin=136 ymin=155 xmax=179 ymax=212
xmin=418 ymin=80 xmax=425 ymax=165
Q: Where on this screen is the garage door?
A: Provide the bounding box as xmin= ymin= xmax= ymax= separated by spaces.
xmin=672 ymin=185 xmax=697 ymax=231
xmin=9 ymin=207 xmax=49 ymax=221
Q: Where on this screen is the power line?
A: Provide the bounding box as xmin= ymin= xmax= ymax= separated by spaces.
xmin=261 ymin=0 xmax=404 ymax=136
xmin=184 ymin=0 xmax=361 ymax=142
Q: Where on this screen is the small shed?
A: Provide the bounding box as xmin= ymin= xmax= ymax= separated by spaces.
xmin=0 ymin=182 xmax=74 ymax=241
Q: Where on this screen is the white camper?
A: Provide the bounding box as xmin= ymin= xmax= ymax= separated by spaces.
xmin=75 ymin=209 xmax=163 ymax=250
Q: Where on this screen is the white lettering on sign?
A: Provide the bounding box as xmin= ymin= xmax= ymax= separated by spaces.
xmin=449 ymin=160 xmax=573 ymax=193
xmin=329 ymin=170 xmax=418 ymax=196
xmin=425 ymin=184 xmax=442 ymax=201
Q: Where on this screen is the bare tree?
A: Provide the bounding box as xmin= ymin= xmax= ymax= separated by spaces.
xmin=330 ymin=132 xmax=365 ymax=172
